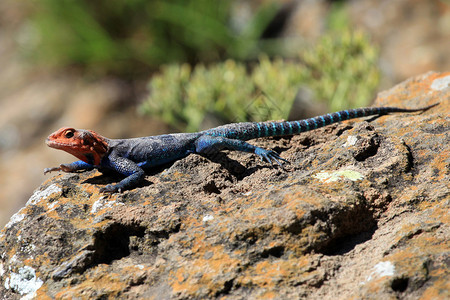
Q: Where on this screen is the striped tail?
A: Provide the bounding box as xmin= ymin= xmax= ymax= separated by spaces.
xmin=204 ymin=103 xmax=438 ymax=140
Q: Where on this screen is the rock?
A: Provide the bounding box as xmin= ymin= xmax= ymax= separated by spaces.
xmin=0 ymin=72 xmax=449 ymax=299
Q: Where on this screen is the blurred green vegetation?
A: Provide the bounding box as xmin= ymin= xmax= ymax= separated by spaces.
xmin=302 ymin=30 xmax=380 ymax=112
xmin=24 ymin=0 xmax=279 ymax=76
xmin=26 ymin=0 xmax=380 ymax=131
xmin=140 ymin=30 xmax=380 ymax=131
xmin=140 ymin=57 xmax=306 ymax=131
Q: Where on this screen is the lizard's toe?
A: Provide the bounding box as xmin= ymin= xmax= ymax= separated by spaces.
xmin=268 ymin=151 xmax=289 ymax=166
xmin=44 ymin=167 xmax=61 ymax=175
xmin=255 ymin=148 xmax=288 ymax=166
xmin=100 ymin=184 xmax=121 ymax=193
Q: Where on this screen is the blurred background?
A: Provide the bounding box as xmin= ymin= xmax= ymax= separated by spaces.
xmin=0 ymin=0 xmax=449 ymax=227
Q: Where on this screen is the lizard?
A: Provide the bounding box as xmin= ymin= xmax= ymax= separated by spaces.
xmin=44 ymin=103 xmax=438 ymax=193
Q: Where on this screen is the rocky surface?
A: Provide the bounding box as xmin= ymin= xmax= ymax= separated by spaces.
xmin=1 ymin=0 xmax=450 ymax=229
xmin=0 ymin=72 xmax=448 ymax=299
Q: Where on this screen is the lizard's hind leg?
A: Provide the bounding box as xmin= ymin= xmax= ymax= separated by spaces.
xmin=194 ymin=135 xmax=287 ymax=166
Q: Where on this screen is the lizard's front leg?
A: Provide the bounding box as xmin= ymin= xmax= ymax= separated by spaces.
xmin=44 ymin=160 xmax=94 ymax=174
xmin=100 ymin=152 xmax=145 ymax=193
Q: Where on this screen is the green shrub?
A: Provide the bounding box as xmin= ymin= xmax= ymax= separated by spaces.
xmin=301 ymin=30 xmax=380 ymax=111
xmin=140 ymin=29 xmax=380 ymax=131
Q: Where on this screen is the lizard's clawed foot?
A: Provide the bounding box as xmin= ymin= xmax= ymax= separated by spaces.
xmin=44 ymin=167 xmax=62 ymax=175
xmin=44 ymin=164 xmax=79 ymax=174
xmin=100 ymin=184 xmax=123 ymax=194
xmin=255 ymin=148 xmax=289 ymax=167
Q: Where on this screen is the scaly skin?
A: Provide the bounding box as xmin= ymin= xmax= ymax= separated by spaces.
xmin=44 ymin=103 xmax=438 ymax=193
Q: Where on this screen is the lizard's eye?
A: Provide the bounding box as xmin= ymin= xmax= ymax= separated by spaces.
xmin=64 ymin=130 xmax=75 ymax=138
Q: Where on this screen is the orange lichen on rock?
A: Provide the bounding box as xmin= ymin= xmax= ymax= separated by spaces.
xmin=1 ymin=72 xmax=448 ymax=299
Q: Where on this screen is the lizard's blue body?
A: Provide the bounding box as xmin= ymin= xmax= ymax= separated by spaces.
xmin=44 ymin=104 xmax=438 ymax=193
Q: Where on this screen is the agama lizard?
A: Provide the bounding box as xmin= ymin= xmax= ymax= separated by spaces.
xmin=44 ymin=103 xmax=438 ymax=193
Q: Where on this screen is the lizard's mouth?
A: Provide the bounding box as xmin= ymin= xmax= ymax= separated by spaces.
xmin=46 ymin=138 xmax=77 ymax=149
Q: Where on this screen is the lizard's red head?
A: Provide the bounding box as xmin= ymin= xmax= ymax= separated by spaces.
xmin=46 ymin=127 xmax=109 ymax=165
